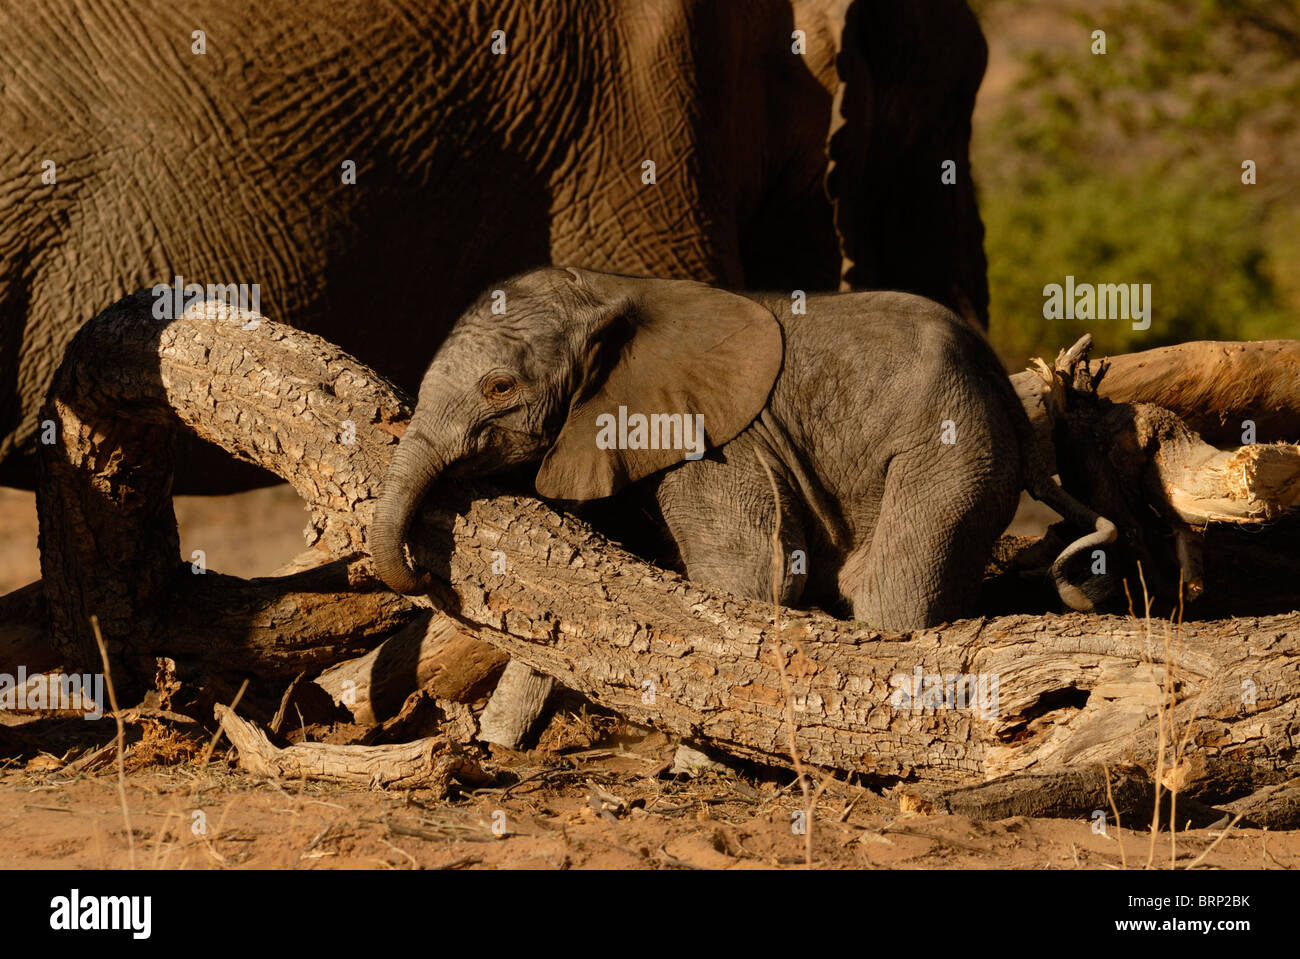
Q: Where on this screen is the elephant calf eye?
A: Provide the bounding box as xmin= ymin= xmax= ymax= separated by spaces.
xmin=483 ymin=375 xmax=518 ymax=400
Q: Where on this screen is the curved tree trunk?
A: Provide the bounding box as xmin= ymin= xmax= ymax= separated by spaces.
xmin=35 ymin=292 xmax=468 ymax=697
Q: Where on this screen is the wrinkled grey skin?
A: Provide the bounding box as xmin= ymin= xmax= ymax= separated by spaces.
xmin=0 ymin=0 xmax=989 ymax=492
xmin=372 ymin=267 xmax=1115 ymax=630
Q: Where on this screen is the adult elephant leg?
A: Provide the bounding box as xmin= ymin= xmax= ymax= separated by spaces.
xmin=846 ymin=446 xmax=1018 ymax=630
xmin=827 ymin=0 xmax=989 ymax=323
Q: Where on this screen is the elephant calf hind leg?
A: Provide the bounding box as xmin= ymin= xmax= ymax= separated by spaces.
xmin=845 ymin=451 xmax=1017 ymax=631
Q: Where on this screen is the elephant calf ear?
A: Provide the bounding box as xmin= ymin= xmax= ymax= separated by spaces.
xmin=535 ymin=278 xmax=783 ymax=501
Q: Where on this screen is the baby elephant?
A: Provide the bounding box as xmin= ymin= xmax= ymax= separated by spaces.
xmin=370 ymin=267 xmax=1115 ymax=630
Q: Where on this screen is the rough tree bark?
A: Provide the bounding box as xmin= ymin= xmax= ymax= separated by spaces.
xmin=398 ymin=486 xmax=1299 ymax=800
xmin=32 ymin=293 xmax=1300 ymax=810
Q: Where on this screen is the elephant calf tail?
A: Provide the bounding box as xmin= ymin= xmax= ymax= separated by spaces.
xmin=999 ymin=367 xmax=1119 ymax=611
xmin=1028 ymin=475 xmax=1119 ymax=612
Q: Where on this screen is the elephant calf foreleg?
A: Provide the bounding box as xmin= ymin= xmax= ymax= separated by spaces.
xmin=653 ymin=453 xmax=807 ymax=607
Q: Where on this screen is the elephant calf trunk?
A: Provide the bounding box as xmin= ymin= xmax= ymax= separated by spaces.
xmin=370 ymin=429 xmax=446 ymax=596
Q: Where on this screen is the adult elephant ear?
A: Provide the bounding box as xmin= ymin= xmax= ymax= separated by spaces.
xmin=535 ymin=274 xmax=783 ymax=502
xmin=824 ymin=0 xmax=990 ymax=328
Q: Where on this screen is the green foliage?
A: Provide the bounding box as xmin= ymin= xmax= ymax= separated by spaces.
xmin=983 ymin=167 xmax=1286 ymax=364
xmin=973 ymin=0 xmax=1299 ymax=365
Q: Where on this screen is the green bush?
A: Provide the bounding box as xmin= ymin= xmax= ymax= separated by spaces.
xmin=971 ymin=0 xmax=1299 ymax=366
xmin=981 ymin=165 xmax=1291 ymax=365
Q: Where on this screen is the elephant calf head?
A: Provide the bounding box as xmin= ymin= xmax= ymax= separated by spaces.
xmin=369 ymin=267 xmax=784 ymax=595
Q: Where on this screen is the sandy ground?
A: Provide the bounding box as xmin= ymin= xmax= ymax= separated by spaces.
xmin=2 ymin=717 xmax=1294 ymax=871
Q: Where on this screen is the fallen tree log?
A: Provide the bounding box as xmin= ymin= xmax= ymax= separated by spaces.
xmin=1092 ymin=339 xmax=1300 ymax=446
xmin=399 ymin=484 xmax=1300 ymax=798
xmin=315 ymin=612 xmax=507 ymax=724
xmin=215 ymin=704 xmax=490 ymax=796
xmin=1013 ymin=337 xmax=1300 ymax=474
xmin=475 ymin=661 xmax=556 ymax=749
xmin=1011 ymin=337 xmax=1300 ymax=612
xmin=900 ymin=765 xmax=1228 ymax=828
xmin=30 ymin=293 xmax=1300 ymax=810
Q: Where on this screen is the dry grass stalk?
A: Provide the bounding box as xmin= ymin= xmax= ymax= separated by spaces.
xmin=151 ymin=679 xmax=249 ymax=869
xmin=90 ymin=615 xmax=134 ymax=869
xmin=1125 ymin=565 xmax=1209 ymax=869
xmin=1102 ymin=762 xmax=1127 ymax=870
xmin=756 ymin=451 xmax=833 ymax=867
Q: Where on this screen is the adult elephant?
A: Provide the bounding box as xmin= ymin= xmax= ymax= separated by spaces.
xmin=0 ymin=0 xmax=988 ymax=491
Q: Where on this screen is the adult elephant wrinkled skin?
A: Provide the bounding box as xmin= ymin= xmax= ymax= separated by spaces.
xmin=370 ymin=268 xmax=1113 ymax=631
xmin=0 ymin=0 xmax=988 ymax=490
